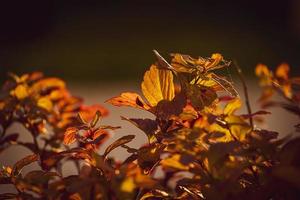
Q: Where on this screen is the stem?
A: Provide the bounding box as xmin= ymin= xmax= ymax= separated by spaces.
xmin=233 ymin=61 xmax=254 ymax=130
xmin=226 ymin=122 xmax=239 ymax=141
xmin=18 ymin=118 xmax=40 ymax=152
xmin=32 ymin=134 xmax=40 ymax=152
xmin=0 ymin=126 xmax=6 ymax=140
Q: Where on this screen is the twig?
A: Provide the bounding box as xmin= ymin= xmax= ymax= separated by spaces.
xmin=233 ymin=61 xmax=254 ymax=129
xmin=32 ymin=134 xmax=40 ymax=152
xmin=227 ymin=124 xmax=239 ymax=141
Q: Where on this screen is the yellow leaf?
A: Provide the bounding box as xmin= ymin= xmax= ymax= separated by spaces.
xmin=206 ymin=53 xmax=223 ymax=69
xmin=120 ymin=177 xmax=136 ymax=193
xmin=211 ymin=53 xmax=223 ymax=61
xmin=255 ymin=64 xmax=270 ymax=77
xmin=19 ymin=74 xmax=30 ymax=83
xmin=224 ymin=98 xmax=242 ymax=115
xmin=225 ymin=115 xmax=251 ymax=141
xmin=31 ymin=78 xmax=65 ymax=94
xmin=195 ymin=74 xmax=218 ymax=88
xmin=141 ymin=65 xmax=175 ymax=106
xmin=171 ymin=53 xmax=194 ymax=73
xmin=276 ymin=63 xmax=289 ymax=80
xmin=49 ymin=89 xmax=67 ymax=100
xmin=3 ymin=166 xmax=12 ymax=175
xmin=282 ymin=84 xmax=292 ymax=98
xmin=161 ymin=154 xmax=189 ymax=171
xmin=13 ymin=84 xmax=29 ymax=99
xmin=37 ymin=97 xmax=53 ymax=111
xmin=208 ymin=123 xmax=232 ymax=142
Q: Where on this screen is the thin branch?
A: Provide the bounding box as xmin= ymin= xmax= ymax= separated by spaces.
xmin=226 ymin=122 xmax=239 ymax=141
xmin=32 ymin=134 xmax=40 ymax=152
xmin=233 ymin=61 xmax=254 ymax=129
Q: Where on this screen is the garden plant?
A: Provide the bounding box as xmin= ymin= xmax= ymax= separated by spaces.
xmin=0 ymin=50 xmax=300 ymax=199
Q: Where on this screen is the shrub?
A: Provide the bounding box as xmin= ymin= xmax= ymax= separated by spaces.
xmin=1 ymin=51 xmax=300 ymax=199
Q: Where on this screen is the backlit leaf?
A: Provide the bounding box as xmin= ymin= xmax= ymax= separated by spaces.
xmin=161 ymin=154 xmax=189 ymax=171
xmin=225 ymin=115 xmax=251 ymax=141
xmin=37 ymin=97 xmax=53 ymax=112
xmin=204 ymin=53 xmax=227 ymax=71
xmin=31 ymin=77 xmax=66 ymax=93
xmin=171 ymin=52 xmax=229 ymax=74
xmin=64 ymin=127 xmax=78 ymax=145
xmin=276 ymin=63 xmax=289 ymax=80
xmin=120 ymin=177 xmax=136 ymax=193
xmin=79 ymin=104 xmax=109 ymax=122
xmin=13 ymin=84 xmax=29 ymax=99
xmin=141 ymin=65 xmax=175 ymax=106
xmin=106 ymin=92 xmax=150 ymax=110
xmin=224 ymin=98 xmax=242 ymax=115
xmin=255 ymin=64 xmax=273 ymax=86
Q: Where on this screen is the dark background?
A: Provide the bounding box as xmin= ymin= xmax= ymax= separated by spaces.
xmin=1 ymin=0 xmax=300 ymax=82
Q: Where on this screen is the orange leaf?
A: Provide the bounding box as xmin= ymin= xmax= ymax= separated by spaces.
xmin=12 ymin=84 xmax=29 ymax=99
xmin=79 ymin=104 xmax=108 ymax=122
xmin=31 ymin=78 xmax=66 ymax=94
xmin=276 ymin=63 xmax=289 ymax=80
xmin=206 ymin=53 xmax=224 ymax=70
xmin=255 ymin=64 xmax=271 ymax=77
xmin=255 ymin=64 xmax=273 ymax=86
xmin=64 ymin=127 xmax=78 ymax=145
xmin=37 ymin=97 xmax=53 ymax=112
xmin=0 ymin=101 xmax=5 ymax=110
xmin=106 ymin=92 xmax=150 ymax=110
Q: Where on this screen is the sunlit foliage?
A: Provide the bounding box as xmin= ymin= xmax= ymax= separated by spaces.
xmin=1 ymin=51 xmax=300 ymax=199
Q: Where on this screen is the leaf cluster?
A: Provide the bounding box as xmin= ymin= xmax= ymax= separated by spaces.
xmin=1 ymin=52 xmax=300 ymax=199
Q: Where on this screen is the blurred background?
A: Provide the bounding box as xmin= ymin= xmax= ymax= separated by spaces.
xmin=1 ymin=0 xmax=300 ymax=188
xmin=0 ymin=0 xmax=300 ymax=82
